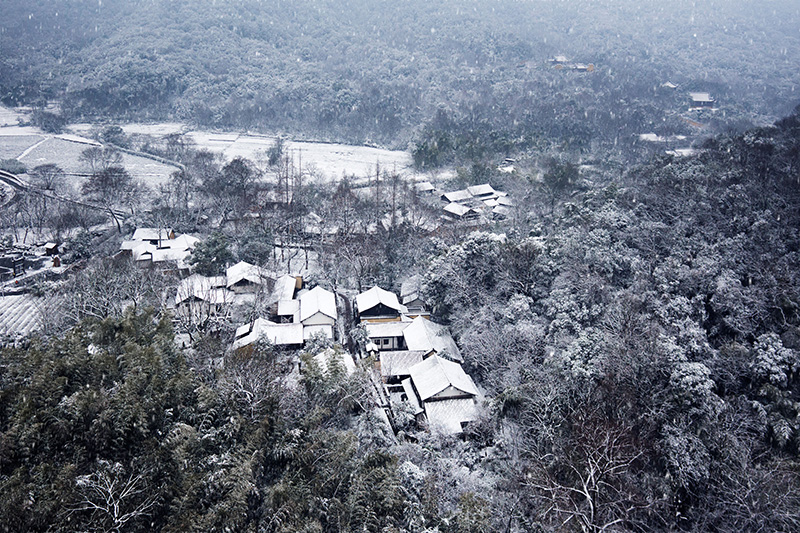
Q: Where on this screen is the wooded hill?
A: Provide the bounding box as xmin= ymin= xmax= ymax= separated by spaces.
xmin=2 ymin=103 xmax=800 ymax=531
xmin=2 ymin=0 xmax=799 ymax=158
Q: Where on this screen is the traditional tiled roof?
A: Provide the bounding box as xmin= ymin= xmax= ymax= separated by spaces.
xmin=408 ymin=354 xmax=479 ymax=401
xmin=299 ymin=286 xmax=337 ymax=322
xmin=356 ymin=286 xmax=407 ymax=315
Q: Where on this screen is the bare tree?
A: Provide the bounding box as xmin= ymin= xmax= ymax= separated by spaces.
xmin=71 ymin=461 xmax=157 ymax=533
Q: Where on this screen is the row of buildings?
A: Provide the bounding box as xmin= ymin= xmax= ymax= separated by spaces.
xmin=415 ymin=182 xmax=514 ymax=222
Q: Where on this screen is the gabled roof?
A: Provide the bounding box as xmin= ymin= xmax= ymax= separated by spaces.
xmin=356 ymin=286 xmax=407 ymax=315
xmin=277 ymin=299 xmax=300 ymax=321
xmin=415 ymin=181 xmax=435 ymax=192
xmin=132 ymin=228 xmax=173 ymax=242
xmin=169 ymin=234 xmax=199 ymax=250
xmin=424 ymin=398 xmax=479 ymax=434
xmin=128 ymin=241 xmax=156 ymax=261
xmin=299 ymin=286 xmax=337 ymax=322
xmin=232 ymin=319 xmax=303 ymax=349
xmin=366 ymin=321 xmax=410 ymax=339
xmin=380 ymin=350 xmax=426 ymax=379
xmin=269 ymin=274 xmax=298 ymax=304
xmin=467 ymin=184 xmax=497 ymax=198
xmin=442 ymin=190 xmax=473 ymax=203
xmin=689 ymin=92 xmax=714 ymax=103
xmin=176 ymin=274 xmax=229 ymax=305
xmin=443 ymin=202 xmax=474 ymax=218
xmin=226 ymin=261 xmax=269 ymax=288
xmin=408 ymin=355 xmax=479 ymax=401
xmin=151 ymin=247 xmax=191 ymax=263
xmin=403 ymin=316 xmax=461 ymax=360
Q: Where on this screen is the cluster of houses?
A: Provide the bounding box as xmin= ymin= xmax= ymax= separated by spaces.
xmin=414 ymin=182 xmax=514 ymax=222
xmin=232 ymin=275 xmax=337 ymax=350
xmin=119 ymin=227 xmax=482 ymax=435
xmin=119 ymin=228 xmax=199 ymax=273
xmin=356 ymin=285 xmax=482 ymax=435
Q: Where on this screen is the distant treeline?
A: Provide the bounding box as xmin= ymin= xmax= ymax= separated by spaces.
xmin=2 ymin=0 xmax=799 ymax=159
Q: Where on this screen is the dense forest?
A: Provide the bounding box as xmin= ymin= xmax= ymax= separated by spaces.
xmin=3 ymin=1 xmax=800 ymax=158
xmin=2 ymin=103 xmax=800 ymax=531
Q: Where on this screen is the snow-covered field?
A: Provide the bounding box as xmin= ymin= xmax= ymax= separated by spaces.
xmin=72 ymin=121 xmax=434 ymax=184
xmin=7 ymin=108 xmax=449 ymax=187
xmin=0 ymin=108 xmax=179 ymax=189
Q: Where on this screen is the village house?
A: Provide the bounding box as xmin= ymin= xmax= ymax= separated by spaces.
xmin=404 ymin=354 xmax=481 ymax=434
xmin=689 ymin=92 xmax=715 ymax=108
xmin=234 ymin=281 xmax=337 ymax=350
xmin=443 ymin=202 xmax=480 ymax=221
xmin=467 ymin=183 xmax=498 ymax=201
xmin=268 ymin=274 xmax=303 ymax=316
xmin=298 ymin=285 xmax=337 ymax=340
xmin=366 ymin=320 xmax=410 ymax=351
xmin=120 ymin=228 xmax=198 ymax=272
xmin=232 ymin=318 xmax=304 ymax=351
xmin=415 ymin=181 xmax=435 ymax=195
xmin=441 ymin=189 xmax=473 ymax=204
xmin=400 ymin=276 xmax=428 ymax=318
xmin=355 ymin=286 xmax=408 ymax=323
xmin=226 ymin=261 xmax=274 ymax=294
xmin=174 ymin=274 xmax=229 ymax=320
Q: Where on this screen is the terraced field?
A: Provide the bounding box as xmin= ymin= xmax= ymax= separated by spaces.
xmin=0 ymin=134 xmax=45 ymax=159
xmin=0 ymin=294 xmax=43 ymax=336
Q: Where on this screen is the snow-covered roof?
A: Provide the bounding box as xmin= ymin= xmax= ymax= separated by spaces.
xmin=400 ymin=276 xmax=424 ymax=306
xmin=415 ymin=181 xmax=435 ymax=192
xmin=380 ymin=350 xmax=426 ymax=379
xmin=403 ymin=316 xmax=461 ymax=360
xmin=270 ymin=274 xmax=298 ymax=304
xmin=120 ymin=240 xmax=139 ymax=251
xmin=299 ymin=286 xmax=337 ymax=322
xmin=176 ymin=274 xmax=230 ymax=305
xmin=408 ymin=354 xmax=479 ymax=401
xmin=170 ymin=234 xmax=199 ymax=250
xmin=424 ymin=398 xmax=479 ymax=434
xmin=366 ymin=321 xmax=410 ymax=339
xmin=689 ymin=92 xmax=714 ymax=102
xmin=443 ymin=202 xmax=475 ymax=218
xmin=401 ymin=378 xmax=424 ymax=415
xmin=497 ymin=196 xmax=514 ymax=207
xmin=277 ymin=299 xmax=300 ymax=320
xmin=467 ymin=184 xmax=497 ymax=198
xmin=304 ymin=324 xmax=334 ymax=341
xmin=356 ymin=286 xmax=407 ymax=315
xmin=492 ymin=205 xmax=511 ymax=218
xmin=226 ymin=261 xmax=269 ymax=288
xmin=232 ymin=319 xmax=304 ymax=349
xmin=442 ymin=189 xmax=472 ymax=203
xmin=126 ymin=241 xmax=155 ymax=261
xmin=132 ymin=228 xmax=173 ymax=242
xmin=151 ymin=247 xmax=191 ymax=264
